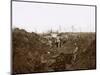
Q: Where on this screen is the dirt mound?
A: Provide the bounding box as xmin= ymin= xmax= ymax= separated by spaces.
xmin=12 ymin=29 xmax=96 ymax=74
xmin=73 ymin=39 xmax=96 ymax=69
xmin=13 ymin=28 xmax=50 ymax=74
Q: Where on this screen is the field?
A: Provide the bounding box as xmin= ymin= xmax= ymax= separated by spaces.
xmin=12 ymin=28 xmax=96 ymax=74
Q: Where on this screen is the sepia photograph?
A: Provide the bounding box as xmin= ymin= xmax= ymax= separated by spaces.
xmin=12 ymin=0 xmax=96 ymax=74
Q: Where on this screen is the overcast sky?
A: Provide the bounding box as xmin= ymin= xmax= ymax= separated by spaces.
xmin=12 ymin=1 xmax=95 ymax=33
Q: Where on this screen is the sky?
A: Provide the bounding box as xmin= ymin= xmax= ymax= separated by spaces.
xmin=12 ymin=1 xmax=95 ymax=33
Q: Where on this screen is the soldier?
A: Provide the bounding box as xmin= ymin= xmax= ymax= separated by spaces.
xmin=55 ymin=37 xmax=61 ymax=48
xmin=73 ymin=46 xmax=78 ymax=62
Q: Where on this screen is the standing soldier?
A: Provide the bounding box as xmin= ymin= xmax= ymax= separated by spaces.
xmin=55 ymin=37 xmax=61 ymax=48
xmin=73 ymin=46 xmax=78 ymax=62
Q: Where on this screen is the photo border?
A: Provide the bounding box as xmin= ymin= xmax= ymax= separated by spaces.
xmin=11 ymin=0 xmax=97 ymax=74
